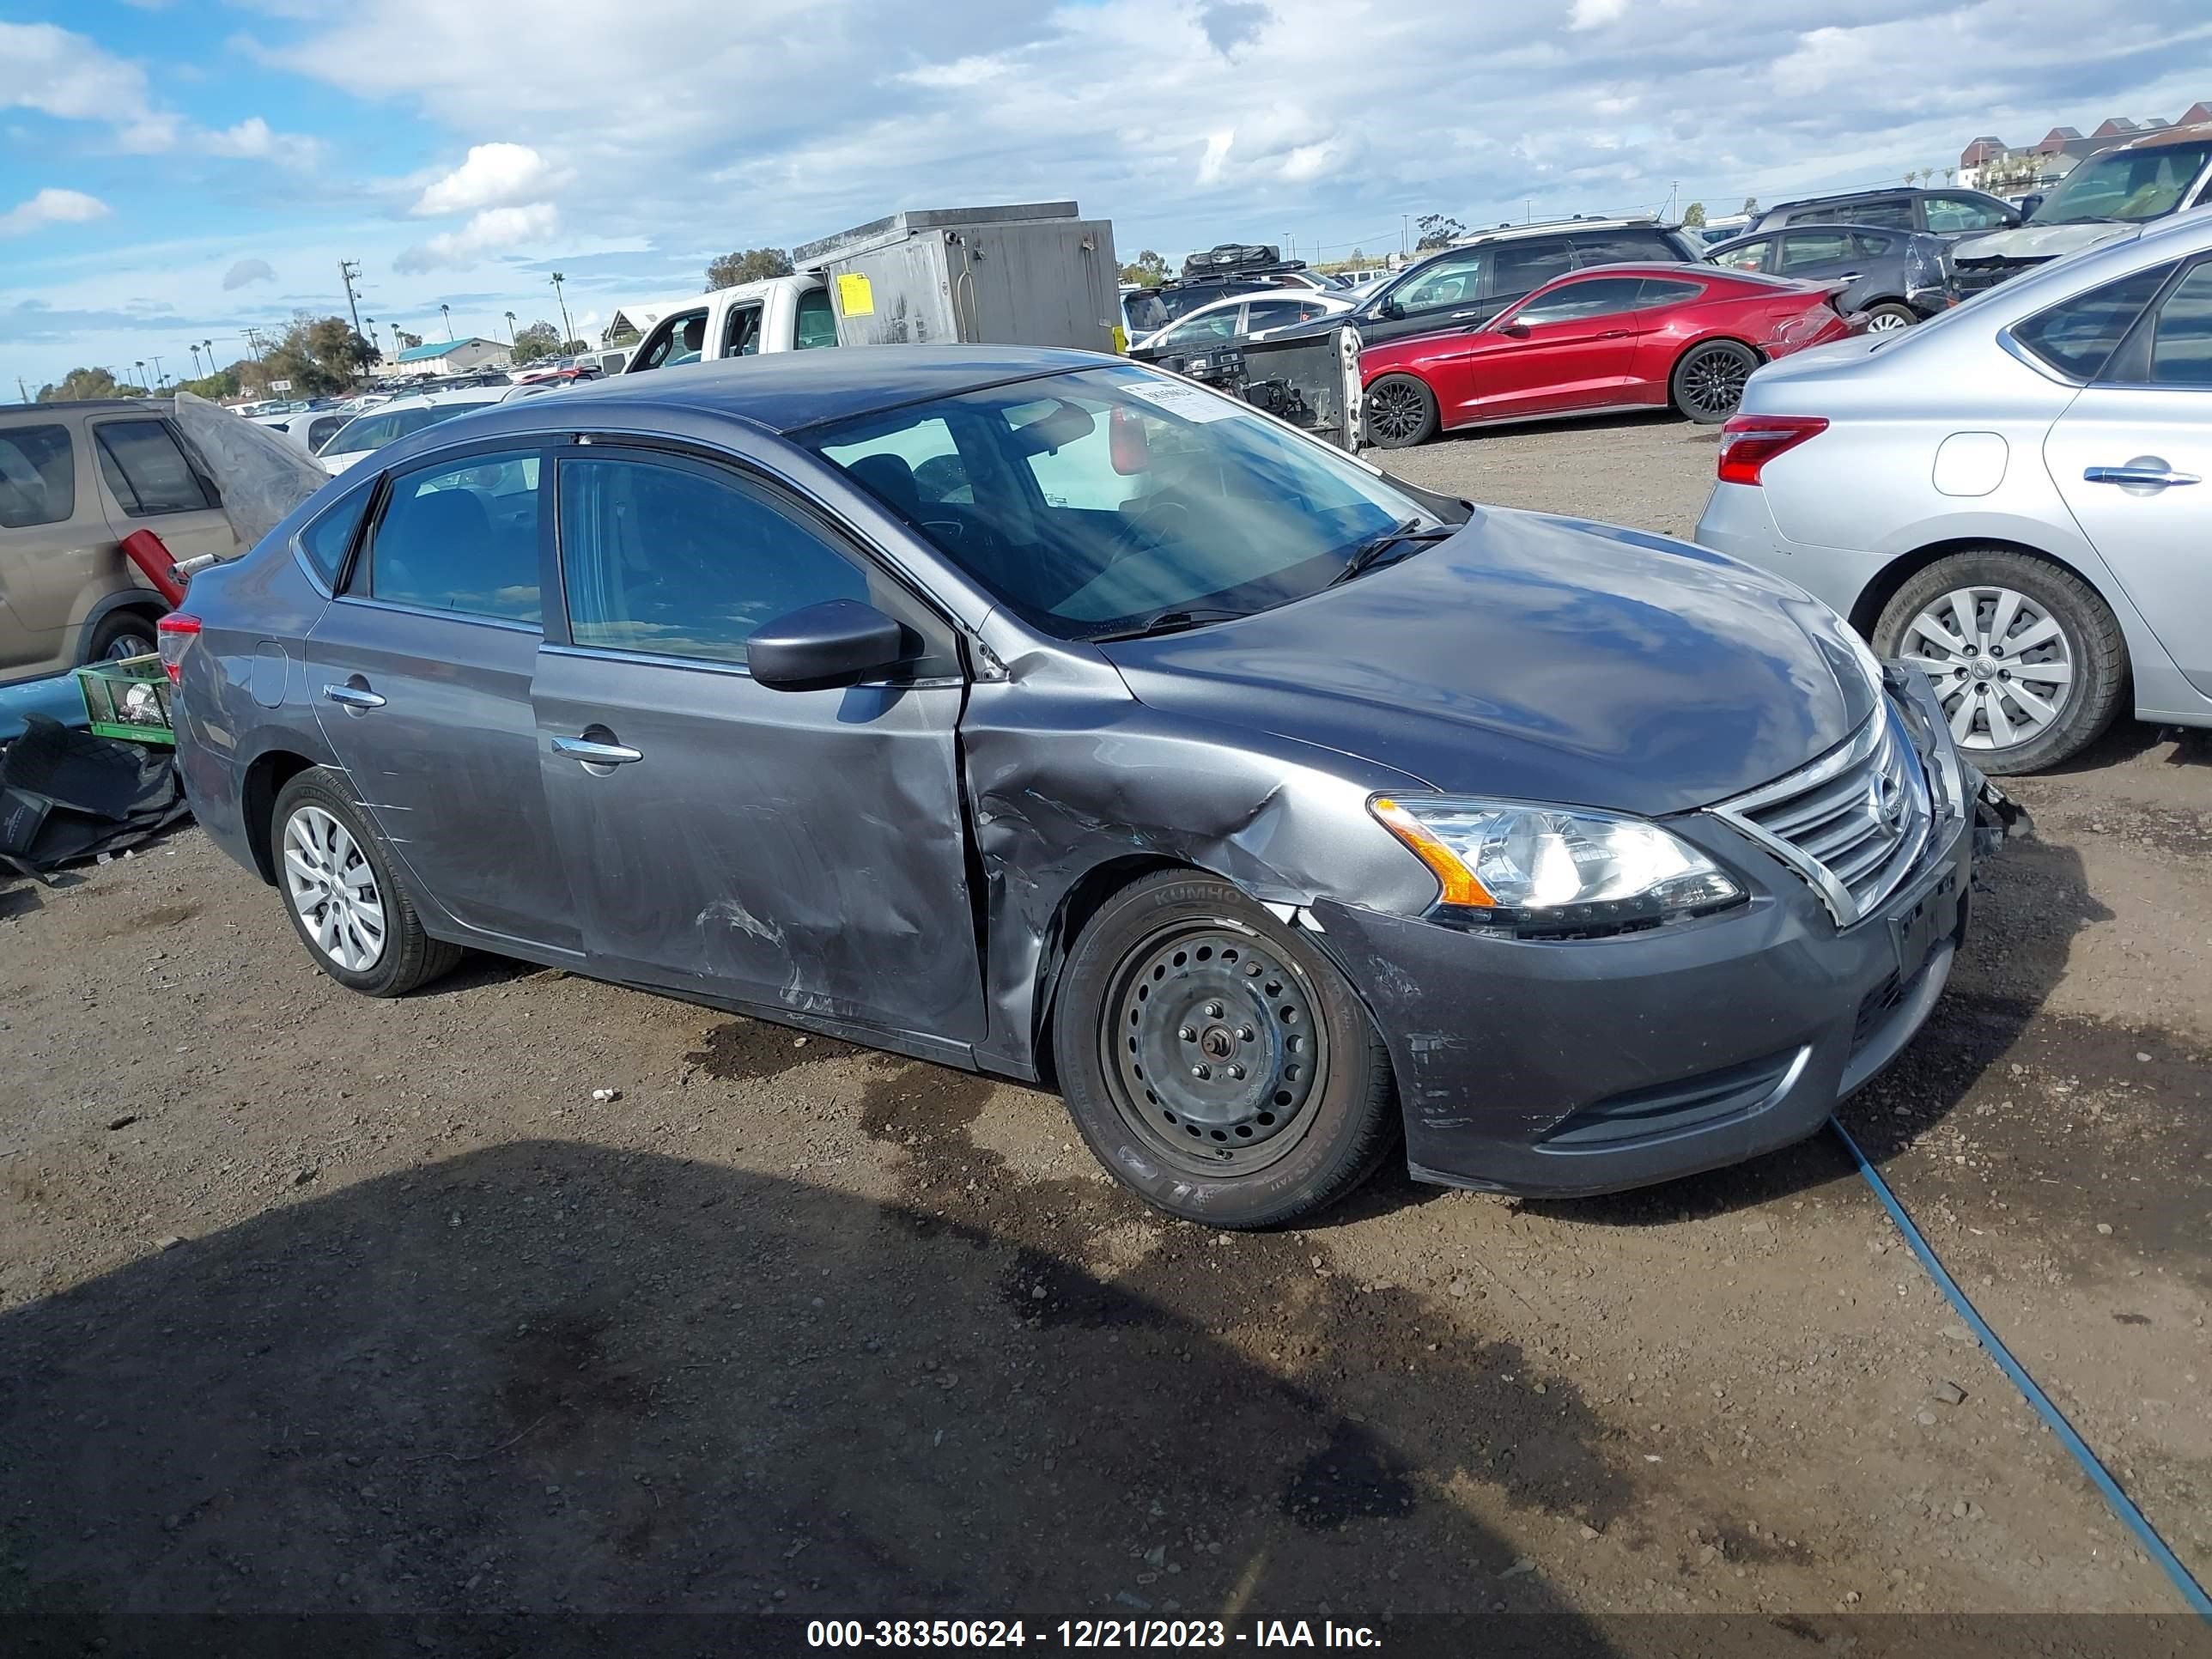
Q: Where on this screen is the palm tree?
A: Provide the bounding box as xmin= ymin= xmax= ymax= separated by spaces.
xmin=440 ymin=302 xmax=453 ymax=341
xmin=133 ymin=361 xmax=146 ymax=394
xmin=504 ymin=310 xmax=519 ymax=345
xmin=550 ymin=271 xmax=574 ymax=349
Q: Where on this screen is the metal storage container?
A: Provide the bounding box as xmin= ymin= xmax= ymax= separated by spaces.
xmin=795 ymin=203 xmax=1121 ymax=353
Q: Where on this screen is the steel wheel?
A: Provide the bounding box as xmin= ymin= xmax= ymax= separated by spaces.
xmin=1364 ymin=376 xmax=1435 ymax=447
xmin=282 ymin=805 xmax=387 ymax=972
xmin=1100 ymin=921 xmax=1330 ymax=1176
xmin=1900 ymin=584 xmax=2075 ymax=752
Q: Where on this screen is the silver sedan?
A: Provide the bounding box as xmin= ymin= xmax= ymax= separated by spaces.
xmin=1696 ymin=207 xmax=2212 ymax=771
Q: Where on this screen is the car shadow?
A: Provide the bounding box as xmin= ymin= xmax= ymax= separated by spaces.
xmin=1522 ymin=831 xmax=2106 ymax=1226
xmin=0 ymin=1139 xmax=1634 ymax=1656
xmin=1420 ymin=409 xmax=1688 ymax=449
xmin=2031 ymin=716 xmax=2208 ymax=777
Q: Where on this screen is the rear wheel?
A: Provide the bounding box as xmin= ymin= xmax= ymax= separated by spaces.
xmin=1363 ymin=374 xmax=1438 ymax=449
xmin=86 ymin=610 xmax=161 ymax=663
xmin=271 ymin=768 xmax=462 ymax=996
xmin=1872 ymin=549 xmax=2126 ymax=773
xmin=1053 ymin=872 xmax=1397 ymax=1229
xmin=1669 ymin=339 xmax=1759 ymax=422
xmin=1862 ymin=301 xmax=1917 ymax=333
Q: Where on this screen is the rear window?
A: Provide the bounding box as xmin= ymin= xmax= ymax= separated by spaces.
xmin=298 ymin=488 xmax=373 ymax=587
xmin=2014 ymin=264 xmax=2174 ymax=379
xmin=95 ymin=420 xmax=217 ymax=516
xmin=0 ymin=423 xmax=76 ymax=529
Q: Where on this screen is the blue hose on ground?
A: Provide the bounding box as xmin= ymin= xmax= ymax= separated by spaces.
xmin=1831 ymin=1117 xmax=2212 ymax=1620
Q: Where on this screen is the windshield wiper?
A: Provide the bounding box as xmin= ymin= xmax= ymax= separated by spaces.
xmin=1328 ymin=518 xmax=1457 ymax=587
xmin=1087 ymin=606 xmax=1251 ymax=643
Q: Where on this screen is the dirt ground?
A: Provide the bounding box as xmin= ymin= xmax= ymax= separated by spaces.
xmin=3 ymin=411 xmax=2208 ymax=1653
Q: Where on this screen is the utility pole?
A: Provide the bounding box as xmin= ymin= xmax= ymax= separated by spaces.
xmin=1401 ymin=215 xmax=1408 ymax=258
xmin=150 ymin=354 xmax=166 ymax=390
xmin=15 ymin=376 xmax=28 ymax=404
xmin=339 ymin=259 xmax=366 ymax=384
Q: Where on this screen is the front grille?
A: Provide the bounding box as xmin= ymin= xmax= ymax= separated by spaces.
xmin=1852 ymin=970 xmax=1904 ymax=1049
xmin=1708 ymin=705 xmax=1932 ymax=927
xmin=1951 ymin=258 xmax=2045 ymax=297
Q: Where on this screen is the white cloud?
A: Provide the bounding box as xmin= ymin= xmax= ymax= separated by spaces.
xmin=204 ymin=116 xmax=324 ymax=168
xmin=412 ymin=143 xmax=555 ymax=216
xmin=0 ymin=188 xmax=111 ymax=237
xmin=0 ymin=22 xmax=317 ymax=162
xmin=395 ymin=203 xmax=560 ymax=273
xmin=1570 ymin=0 xmax=1629 ymax=27
xmin=223 ymin=257 xmax=277 ymax=289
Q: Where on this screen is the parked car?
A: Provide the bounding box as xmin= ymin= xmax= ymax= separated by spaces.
xmin=1127 ymin=289 xmax=1356 ymax=368
xmin=1121 ymin=250 xmax=1343 ymax=341
xmin=250 ymin=409 xmax=353 ymax=456
xmin=1752 ymin=187 xmax=2021 ymax=240
xmin=312 ymin=387 xmax=514 ymax=475
xmin=1706 ymin=223 xmax=1955 ymax=331
xmin=623 ymin=274 xmax=842 ymax=374
xmin=1695 ymin=209 xmax=2212 ymax=773
xmin=0 ymin=398 xmax=240 ymax=683
xmin=1359 ymin=263 xmax=1853 ymax=447
xmin=169 ymin=346 xmax=1984 ymax=1228
xmin=1948 ymin=124 xmax=2212 ymax=299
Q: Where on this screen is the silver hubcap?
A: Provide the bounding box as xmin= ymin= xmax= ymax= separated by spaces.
xmin=283 ymin=805 xmax=387 ymax=971
xmin=1903 ymin=585 xmax=2075 ymax=751
xmin=1866 ymin=310 xmax=1911 ymax=332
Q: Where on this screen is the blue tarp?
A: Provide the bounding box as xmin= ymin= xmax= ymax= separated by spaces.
xmin=0 ymin=673 xmax=88 ymax=745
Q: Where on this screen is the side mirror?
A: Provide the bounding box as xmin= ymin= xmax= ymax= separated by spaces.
xmin=1497 ymin=320 xmax=1530 ymax=338
xmin=1377 ymin=300 xmax=1401 ymax=319
xmin=747 ymin=599 xmax=909 ymax=693
xmin=2015 ymin=195 xmax=2042 ymax=220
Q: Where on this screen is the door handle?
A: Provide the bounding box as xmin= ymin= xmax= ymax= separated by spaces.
xmin=1837 ymin=271 xmax=1863 ymax=282
xmin=2083 ymin=463 xmax=2200 ymax=489
xmin=1448 ymin=309 xmax=1483 ymax=320
xmin=1596 ymin=329 xmax=1632 ymax=339
xmin=321 ymin=684 xmax=386 ymax=709
xmin=552 ymin=734 xmax=643 ymax=765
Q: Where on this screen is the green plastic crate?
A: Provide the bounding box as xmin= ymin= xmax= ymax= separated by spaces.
xmin=74 ymin=653 xmax=176 ymax=746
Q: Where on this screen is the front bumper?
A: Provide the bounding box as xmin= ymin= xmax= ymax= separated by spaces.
xmin=1315 ymin=686 xmax=1978 ymax=1198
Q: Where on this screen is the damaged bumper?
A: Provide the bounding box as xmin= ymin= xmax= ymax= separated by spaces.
xmin=1311 ymin=679 xmax=1992 ymax=1199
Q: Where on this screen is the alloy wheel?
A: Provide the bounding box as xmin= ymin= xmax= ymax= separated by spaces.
xmin=1366 ymin=380 xmax=1428 ymax=445
xmin=1863 ymin=310 xmax=1912 ymax=333
xmin=283 ymin=805 xmax=388 ymax=971
xmin=1100 ymin=922 xmax=1329 ymax=1176
xmin=104 ymin=629 xmax=156 ymax=661
xmin=1901 ymin=585 xmax=2075 ymax=751
xmin=1680 ymin=346 xmax=1752 ymax=418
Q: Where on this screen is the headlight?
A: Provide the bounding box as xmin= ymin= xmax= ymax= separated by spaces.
xmin=1370 ymin=796 xmax=1744 ymax=933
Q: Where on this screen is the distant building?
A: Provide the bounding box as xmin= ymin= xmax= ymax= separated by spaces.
xmin=1956 ymin=104 xmax=2210 ymax=192
xmin=387 ymin=337 xmax=512 ymax=377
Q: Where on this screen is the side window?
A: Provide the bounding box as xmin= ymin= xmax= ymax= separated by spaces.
xmin=0 ymin=423 xmax=76 ymax=530
xmin=1636 ymin=277 xmax=1706 ymax=307
xmin=1391 ymin=252 xmax=1486 ymax=313
xmin=362 ymin=451 xmax=542 ymax=623
xmin=2144 ymin=264 xmax=2212 ymax=387
xmin=794 ymin=287 xmax=840 ymax=349
xmin=1484 ymin=239 xmax=1577 ymax=301
xmin=1243 ymin=299 xmax=1306 ymax=331
xmin=94 ymin=421 xmax=217 ymax=516
xmin=1712 ymin=239 xmax=1771 ymax=272
xmin=1923 ymin=194 xmax=2010 ymax=233
xmin=1850 ymin=231 xmax=1898 ymax=258
xmin=2013 ymin=264 xmax=2173 ymax=380
xmin=307 ymin=415 xmax=347 ymax=453
xmin=298 ymin=489 xmax=373 ymax=588
xmin=631 ymin=309 xmax=708 ymax=373
xmin=1779 ymin=231 xmax=1853 ymax=272
xmin=820 ymin=416 xmax=972 ymax=509
xmin=1164 ymin=307 xmax=1242 ymax=345
xmin=1840 ymin=199 xmax=1914 ymax=229
xmin=557 ymin=456 xmax=867 ymax=665
xmin=1510 ymin=276 xmax=1648 ymax=325
xmin=1569 ymin=230 xmax=1674 ymax=267
xmin=723 ymin=304 xmax=764 ymax=357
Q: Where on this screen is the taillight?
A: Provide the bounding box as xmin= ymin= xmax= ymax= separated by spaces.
xmin=157 ymin=613 xmax=202 ymax=684
xmin=1717 ymin=415 xmax=1828 ymax=486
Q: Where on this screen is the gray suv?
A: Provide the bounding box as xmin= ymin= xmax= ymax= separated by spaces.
xmin=0 ymin=398 xmax=238 ymax=684
xmin=1350 ymin=219 xmax=1703 ymax=343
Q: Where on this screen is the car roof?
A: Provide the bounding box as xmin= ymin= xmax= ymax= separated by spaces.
xmin=2111 ymin=120 xmax=2212 ymax=152
xmin=1707 ymin=222 xmax=1919 ymax=249
xmin=0 ymin=398 xmax=172 ymax=419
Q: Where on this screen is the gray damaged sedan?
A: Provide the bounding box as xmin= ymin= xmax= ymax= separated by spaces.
xmin=167 ymin=348 xmax=1996 ymax=1227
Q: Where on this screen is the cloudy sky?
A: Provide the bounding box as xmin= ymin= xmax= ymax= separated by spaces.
xmin=3 ymin=0 xmax=2209 ymax=390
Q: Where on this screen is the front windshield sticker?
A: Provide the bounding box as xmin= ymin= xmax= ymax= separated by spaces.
xmin=1122 ymin=380 xmax=1246 ymax=422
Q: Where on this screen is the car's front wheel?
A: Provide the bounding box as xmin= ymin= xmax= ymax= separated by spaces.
xmin=271 ymin=768 xmax=462 ymax=996
xmin=1052 ymin=872 xmax=1398 ymax=1229
xmin=1861 ymin=301 xmax=1917 ymax=333
xmin=1872 ymin=549 xmax=2127 ymax=773
xmin=1363 ymin=374 xmax=1438 ymax=448
xmin=1669 ymin=339 xmax=1760 ymax=422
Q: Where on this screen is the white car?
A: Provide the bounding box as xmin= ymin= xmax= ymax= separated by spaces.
xmin=1128 ymin=289 xmax=1356 ymax=356
xmin=312 ymin=388 xmax=513 ymax=476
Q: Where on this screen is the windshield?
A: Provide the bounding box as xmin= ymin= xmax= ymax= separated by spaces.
xmin=2033 ymin=141 xmax=2212 ymax=225
xmin=809 ymin=364 xmax=1441 ymax=641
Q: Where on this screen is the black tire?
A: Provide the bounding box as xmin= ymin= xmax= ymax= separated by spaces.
xmin=1861 ymin=301 xmax=1917 ymax=333
xmin=270 ymin=768 xmax=462 ymax=996
xmin=1363 ymin=374 xmax=1438 ymax=449
xmin=1052 ymin=872 xmax=1397 ymax=1229
xmin=1669 ymin=339 xmax=1760 ymax=422
xmin=1871 ymin=548 xmax=2127 ymax=774
xmin=85 ymin=609 xmax=162 ymax=664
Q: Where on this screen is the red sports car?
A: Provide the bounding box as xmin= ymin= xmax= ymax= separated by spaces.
xmin=1359 ymin=263 xmax=1853 ymax=447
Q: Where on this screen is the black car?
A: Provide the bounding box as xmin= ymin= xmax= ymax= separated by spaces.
xmin=1705 ymin=223 xmax=1955 ymax=331
xmin=1347 ymin=219 xmax=1702 ymax=345
xmin=1751 ymin=187 xmax=2019 ymax=240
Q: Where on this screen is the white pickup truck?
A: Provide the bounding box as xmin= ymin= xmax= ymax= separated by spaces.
xmin=622 ymin=276 xmax=840 ymax=374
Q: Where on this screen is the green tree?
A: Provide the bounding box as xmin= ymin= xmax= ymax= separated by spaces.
xmin=175 ymin=368 xmax=241 ymax=400
xmin=510 ymin=320 xmax=562 ymax=364
xmin=392 ymin=327 xmax=424 ymax=350
xmin=706 ymin=246 xmax=795 ymax=289
xmin=1682 ymin=200 xmax=1706 ymax=227
xmin=260 ymin=313 xmax=373 ymax=394
xmin=1414 ymin=213 xmax=1466 ymax=251
xmin=37 ymin=367 xmax=147 ymax=402
xmin=1117 ymin=249 xmax=1171 ymax=286
xmin=1741 ymin=196 xmax=1759 ymax=216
